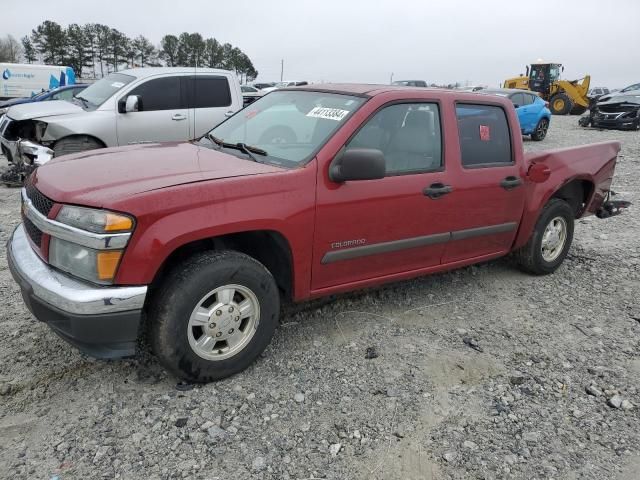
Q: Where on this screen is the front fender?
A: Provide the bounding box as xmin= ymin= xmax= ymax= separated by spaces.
xmin=41 ymin=111 xmax=116 ymax=147
xmin=112 ymin=164 xmax=318 ymax=300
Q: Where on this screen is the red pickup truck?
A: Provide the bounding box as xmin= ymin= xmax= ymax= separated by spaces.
xmin=8 ymin=84 xmax=629 ymax=382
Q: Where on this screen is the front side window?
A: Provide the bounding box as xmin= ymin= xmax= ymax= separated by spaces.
xmin=186 ymin=76 xmax=231 ymax=108
xmin=346 ymin=103 xmax=442 ymax=175
xmin=204 ymin=90 xmax=365 ymax=167
xmin=128 ymin=77 xmax=182 ymax=111
xmin=456 ymin=104 xmax=512 ymax=167
xmin=76 ymin=72 xmax=135 ymax=108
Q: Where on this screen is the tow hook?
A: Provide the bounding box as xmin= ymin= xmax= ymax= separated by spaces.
xmin=596 ymin=199 xmax=631 ymax=219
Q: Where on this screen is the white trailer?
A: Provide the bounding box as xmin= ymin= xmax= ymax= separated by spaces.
xmin=0 ymin=63 xmax=76 ymax=100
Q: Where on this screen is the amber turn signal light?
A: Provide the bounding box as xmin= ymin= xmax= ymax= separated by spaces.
xmin=97 ymin=251 xmax=123 ymax=280
xmin=105 ymin=213 xmax=133 ymax=232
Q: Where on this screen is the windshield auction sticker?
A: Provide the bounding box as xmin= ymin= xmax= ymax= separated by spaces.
xmin=306 ymin=107 xmax=350 ymax=121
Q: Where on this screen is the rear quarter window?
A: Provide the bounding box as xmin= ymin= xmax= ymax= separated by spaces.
xmin=455 ymin=104 xmax=512 ymax=167
xmin=187 ymin=76 xmax=232 ymax=108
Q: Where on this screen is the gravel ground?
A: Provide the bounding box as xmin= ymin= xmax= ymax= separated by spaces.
xmin=0 ymin=116 xmax=638 ymax=480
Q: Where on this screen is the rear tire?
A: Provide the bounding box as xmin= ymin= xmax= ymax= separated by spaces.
xmin=150 ymin=250 xmax=280 ymax=383
xmin=549 ymin=93 xmax=573 ymax=115
xmin=530 ymin=118 xmax=549 ymax=141
xmin=53 ymin=136 xmax=103 ymax=157
xmin=514 ymin=199 xmax=574 ymax=275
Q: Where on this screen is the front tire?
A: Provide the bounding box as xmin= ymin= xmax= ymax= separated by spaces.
xmin=53 ymin=135 xmax=103 ymax=157
xmin=514 ymin=199 xmax=574 ymax=275
xmin=530 ymin=118 xmax=549 ymax=141
xmin=150 ymin=250 xmax=280 ymax=382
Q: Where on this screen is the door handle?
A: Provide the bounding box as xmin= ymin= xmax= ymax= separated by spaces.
xmin=172 ymin=114 xmax=187 ymax=121
xmin=500 ymin=176 xmax=523 ymax=190
xmin=224 ymin=111 xmax=235 ymax=117
xmin=423 ymin=182 xmax=453 ymax=199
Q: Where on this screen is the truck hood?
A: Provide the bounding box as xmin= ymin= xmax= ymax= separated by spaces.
xmin=33 ymin=142 xmax=285 ymax=207
xmin=7 ymin=100 xmax=83 ymax=121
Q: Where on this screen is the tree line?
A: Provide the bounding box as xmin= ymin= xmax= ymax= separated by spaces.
xmin=0 ymin=21 xmax=258 ymax=82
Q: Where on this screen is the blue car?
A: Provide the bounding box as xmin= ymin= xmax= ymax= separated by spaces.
xmin=0 ymin=84 xmax=88 ymax=115
xmin=480 ymin=88 xmax=551 ymax=141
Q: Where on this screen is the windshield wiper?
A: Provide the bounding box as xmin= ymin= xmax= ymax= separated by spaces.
xmin=205 ymin=134 xmax=267 ymax=162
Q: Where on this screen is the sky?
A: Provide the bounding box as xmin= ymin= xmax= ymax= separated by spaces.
xmin=3 ymin=0 xmax=639 ymax=88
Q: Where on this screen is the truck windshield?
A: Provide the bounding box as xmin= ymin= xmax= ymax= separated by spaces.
xmin=75 ymin=73 xmax=135 ymax=108
xmin=203 ymin=90 xmax=366 ymax=167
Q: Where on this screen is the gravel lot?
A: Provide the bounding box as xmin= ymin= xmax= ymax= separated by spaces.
xmin=0 ymin=116 xmax=638 ymax=480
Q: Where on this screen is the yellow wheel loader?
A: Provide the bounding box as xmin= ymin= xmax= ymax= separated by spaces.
xmin=503 ymin=62 xmax=590 ymax=115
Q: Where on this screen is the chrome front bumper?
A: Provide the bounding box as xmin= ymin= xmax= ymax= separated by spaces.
xmin=8 ymin=224 xmax=147 ymax=315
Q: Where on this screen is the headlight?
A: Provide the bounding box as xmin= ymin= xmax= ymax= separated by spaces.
xmin=49 ymin=238 xmax=123 ymax=284
xmin=51 ymin=206 xmax=134 ymax=284
xmin=17 ymin=140 xmax=54 ymax=166
xmin=34 ymin=120 xmax=48 ymax=140
xmin=56 ymin=205 xmax=134 ymax=233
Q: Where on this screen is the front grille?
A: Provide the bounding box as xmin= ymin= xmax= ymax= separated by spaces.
xmin=23 ymin=216 xmax=43 ymax=247
xmin=25 ymin=180 xmax=54 ymax=217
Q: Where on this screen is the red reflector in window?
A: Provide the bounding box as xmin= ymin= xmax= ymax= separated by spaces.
xmin=479 ymin=125 xmax=490 ymax=141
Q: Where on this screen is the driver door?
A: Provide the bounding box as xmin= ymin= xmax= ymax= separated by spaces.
xmin=116 ymin=75 xmax=189 ymax=145
xmin=311 ymin=102 xmax=453 ymax=290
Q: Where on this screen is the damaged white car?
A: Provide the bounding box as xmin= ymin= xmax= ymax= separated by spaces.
xmin=0 ymin=67 xmax=242 ymax=167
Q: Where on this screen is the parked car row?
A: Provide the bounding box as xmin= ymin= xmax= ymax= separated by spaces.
xmin=241 ymin=81 xmax=309 ymax=106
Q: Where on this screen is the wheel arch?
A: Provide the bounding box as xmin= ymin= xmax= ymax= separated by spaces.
xmin=513 ymin=176 xmax=594 ymax=250
xmin=148 ymin=229 xmax=295 ymax=303
xmin=53 ymin=133 xmax=107 ymax=149
xmin=549 ymin=178 xmax=594 ymax=217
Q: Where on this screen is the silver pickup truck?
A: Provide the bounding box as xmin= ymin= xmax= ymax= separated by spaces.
xmin=0 ymin=67 xmax=243 ymax=165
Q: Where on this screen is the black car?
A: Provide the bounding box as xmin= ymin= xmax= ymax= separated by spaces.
xmin=580 ymin=94 xmax=640 ymax=130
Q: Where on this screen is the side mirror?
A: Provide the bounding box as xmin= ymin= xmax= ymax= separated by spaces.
xmin=329 ymin=148 xmax=386 ymax=183
xmin=123 ymin=95 xmax=141 ymax=113
xmin=527 ymin=163 xmax=550 ymax=183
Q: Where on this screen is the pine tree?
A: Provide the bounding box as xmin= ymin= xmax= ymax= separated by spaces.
xmin=21 ymin=36 xmax=37 ymax=63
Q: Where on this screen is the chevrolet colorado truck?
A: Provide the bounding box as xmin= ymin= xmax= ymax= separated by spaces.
xmin=7 ymin=84 xmax=629 ymax=382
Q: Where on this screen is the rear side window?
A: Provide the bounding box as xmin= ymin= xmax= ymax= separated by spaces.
xmin=186 ymin=76 xmax=232 ymax=108
xmin=456 ymin=104 xmax=512 ymax=167
xmin=129 ymin=77 xmax=182 ymax=111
